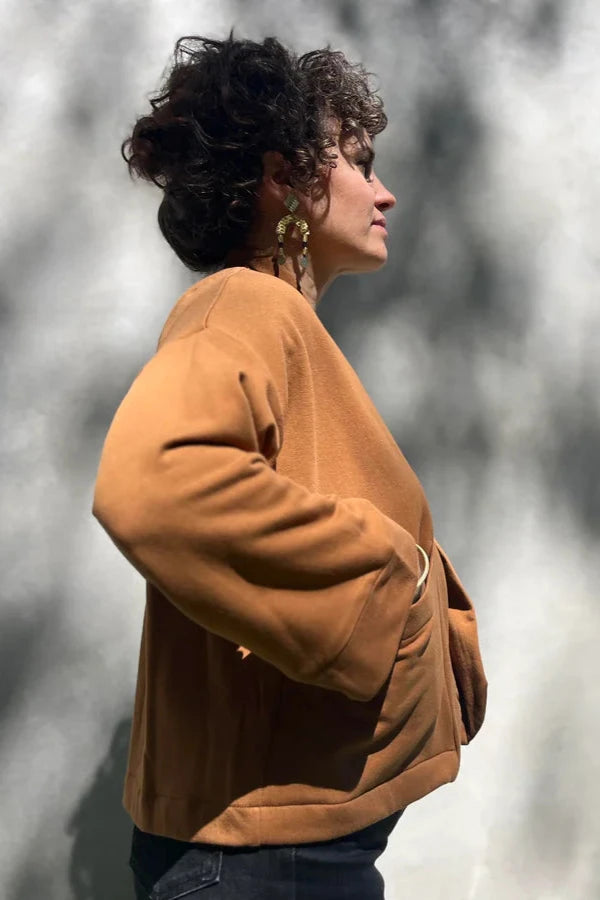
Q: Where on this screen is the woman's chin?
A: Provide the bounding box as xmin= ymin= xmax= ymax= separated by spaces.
xmin=359 ymin=246 xmax=389 ymax=271
xmin=332 ymin=244 xmax=389 ymax=276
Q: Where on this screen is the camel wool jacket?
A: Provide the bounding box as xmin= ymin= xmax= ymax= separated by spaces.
xmin=92 ymin=262 xmax=488 ymax=846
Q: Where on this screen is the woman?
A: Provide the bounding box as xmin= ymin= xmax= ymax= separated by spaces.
xmin=92 ymin=32 xmax=487 ymax=899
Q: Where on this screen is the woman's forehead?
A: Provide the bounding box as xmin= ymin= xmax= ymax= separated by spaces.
xmin=339 ymin=128 xmax=374 ymax=155
xmin=326 ymin=115 xmax=371 ymax=147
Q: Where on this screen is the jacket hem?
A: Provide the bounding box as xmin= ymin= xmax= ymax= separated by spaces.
xmin=123 ymin=748 xmax=460 ymax=846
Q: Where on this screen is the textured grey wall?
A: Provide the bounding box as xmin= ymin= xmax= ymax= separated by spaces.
xmin=1 ymin=1 xmax=599 ymax=898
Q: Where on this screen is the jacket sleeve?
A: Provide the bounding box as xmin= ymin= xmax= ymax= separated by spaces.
xmin=92 ymin=324 xmax=422 ymax=702
xmin=435 ymin=541 xmax=488 ymax=743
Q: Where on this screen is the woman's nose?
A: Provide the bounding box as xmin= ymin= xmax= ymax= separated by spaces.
xmin=374 ymin=176 xmax=396 ymax=212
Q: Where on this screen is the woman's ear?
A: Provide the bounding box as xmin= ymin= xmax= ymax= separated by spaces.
xmin=261 ymin=151 xmax=292 ymax=196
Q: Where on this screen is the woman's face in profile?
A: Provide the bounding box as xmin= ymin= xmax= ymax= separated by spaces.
xmin=305 ymin=125 xmax=397 ymax=279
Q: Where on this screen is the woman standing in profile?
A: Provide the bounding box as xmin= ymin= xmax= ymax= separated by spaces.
xmin=92 ymin=31 xmax=487 ymax=900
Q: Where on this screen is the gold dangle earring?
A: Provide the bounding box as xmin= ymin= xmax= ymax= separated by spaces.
xmin=274 ymin=192 xmax=310 ymax=271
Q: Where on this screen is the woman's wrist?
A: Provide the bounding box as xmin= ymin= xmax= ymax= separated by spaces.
xmin=414 ymin=543 xmax=429 ymax=600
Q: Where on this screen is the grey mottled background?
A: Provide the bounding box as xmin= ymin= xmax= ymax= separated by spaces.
xmin=1 ymin=1 xmax=599 ymax=898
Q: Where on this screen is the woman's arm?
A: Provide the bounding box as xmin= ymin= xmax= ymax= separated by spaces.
xmin=92 ymin=325 xmax=422 ymax=702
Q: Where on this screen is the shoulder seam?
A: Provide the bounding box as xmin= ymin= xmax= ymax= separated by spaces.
xmin=202 ymin=267 xmax=250 ymax=330
xmin=158 ymin=268 xmax=245 ymax=349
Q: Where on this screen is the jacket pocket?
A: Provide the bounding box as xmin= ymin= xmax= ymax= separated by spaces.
xmin=434 ymin=540 xmax=488 ymax=743
xmin=129 ymin=825 xmax=222 ymax=899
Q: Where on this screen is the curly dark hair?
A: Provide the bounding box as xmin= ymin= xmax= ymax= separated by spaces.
xmin=121 ymin=30 xmax=388 ymax=272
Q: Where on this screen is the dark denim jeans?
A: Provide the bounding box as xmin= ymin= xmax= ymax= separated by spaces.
xmin=129 ymin=809 xmax=403 ymax=899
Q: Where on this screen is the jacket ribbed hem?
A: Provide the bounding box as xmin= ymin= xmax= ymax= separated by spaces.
xmin=123 ymin=748 xmax=460 ymax=846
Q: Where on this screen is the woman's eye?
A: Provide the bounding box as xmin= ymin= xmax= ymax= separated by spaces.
xmin=357 ymin=160 xmax=374 ymax=180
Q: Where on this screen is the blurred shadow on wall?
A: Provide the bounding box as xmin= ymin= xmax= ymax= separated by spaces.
xmin=67 ymin=718 xmax=134 ymax=900
xmin=0 ymin=612 xmax=56 ymax=728
xmin=522 ymin=0 xmax=566 ymax=57
xmin=335 ymin=0 xmax=365 ymax=35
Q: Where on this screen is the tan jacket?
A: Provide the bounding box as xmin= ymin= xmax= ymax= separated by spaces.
xmin=92 ymin=263 xmax=487 ymax=846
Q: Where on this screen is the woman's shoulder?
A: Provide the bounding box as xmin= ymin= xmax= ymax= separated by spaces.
xmin=210 ymin=266 xmax=312 ymax=324
xmin=158 ymin=266 xmax=313 ymax=350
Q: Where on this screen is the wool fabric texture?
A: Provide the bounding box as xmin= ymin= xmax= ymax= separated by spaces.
xmin=92 ymin=262 xmax=487 ymax=846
